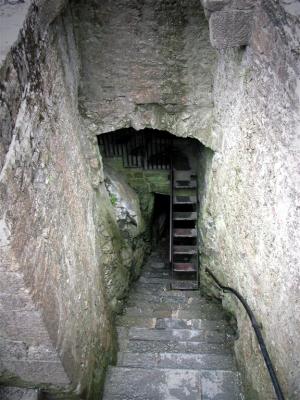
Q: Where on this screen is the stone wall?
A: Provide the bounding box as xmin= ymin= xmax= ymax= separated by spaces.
xmin=71 ymin=0 xmax=218 ymax=149
xmin=199 ymin=1 xmax=300 ymax=399
xmin=0 ymin=2 xmax=141 ymax=398
xmin=103 ymin=166 xmax=150 ymax=311
xmin=1 ymin=0 xmax=300 ymax=399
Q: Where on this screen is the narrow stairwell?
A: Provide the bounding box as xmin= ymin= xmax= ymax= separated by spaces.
xmin=103 ymin=251 xmax=245 ymax=400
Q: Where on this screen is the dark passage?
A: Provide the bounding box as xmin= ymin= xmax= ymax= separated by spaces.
xmin=151 ymin=193 xmax=170 ymax=261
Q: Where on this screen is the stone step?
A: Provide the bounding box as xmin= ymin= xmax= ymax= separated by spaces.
xmin=116 ymin=316 xmax=229 ymax=330
xmin=143 ymin=261 xmax=166 ymax=270
xmin=132 ymin=286 xmax=202 ymax=297
xmin=171 ymin=280 xmax=199 ymax=290
xmin=0 ymin=339 xmax=58 ymax=361
xmin=131 ymin=282 xmax=170 ymax=291
xmin=0 ymin=387 xmax=39 ymax=400
xmin=0 ymin=310 xmax=54 ymax=346
xmin=123 ymin=306 xmax=226 ymax=320
xmin=127 ymin=293 xmax=214 ymax=307
xmin=173 ymin=262 xmax=197 ymax=272
xmin=117 ymin=352 xmax=236 ymax=371
xmin=173 ymin=245 xmax=198 ymax=254
xmin=138 ymin=276 xmax=170 ymax=285
xmin=103 ymin=367 xmax=242 ymax=400
xmin=155 ymin=318 xmax=229 ymax=331
xmin=118 ymin=327 xmax=227 ymax=344
xmin=124 ymin=300 xmax=224 ymax=315
xmin=0 ymin=359 xmax=70 ymax=386
xmin=118 ymin=337 xmax=233 ymax=354
xmin=201 ymin=369 xmax=243 ymax=400
xmin=103 ymin=366 xmax=202 ymax=400
xmin=140 ymin=270 xmax=170 ymax=279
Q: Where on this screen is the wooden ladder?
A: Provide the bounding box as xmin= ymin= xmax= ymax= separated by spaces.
xmin=170 ymin=168 xmax=199 ymax=290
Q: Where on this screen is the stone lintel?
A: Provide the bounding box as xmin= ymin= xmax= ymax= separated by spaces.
xmin=209 ymin=10 xmax=254 ymax=49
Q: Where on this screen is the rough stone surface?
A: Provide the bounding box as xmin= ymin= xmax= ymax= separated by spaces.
xmin=201 ymin=0 xmax=258 ymax=47
xmin=0 ymin=387 xmax=38 ymax=400
xmin=209 ymin=10 xmax=254 ymax=49
xmin=71 ymin=0 xmax=218 ymax=149
xmin=103 ymin=166 xmax=150 ymax=308
xmin=1 ymin=0 xmax=300 ymax=399
xmin=199 ymin=1 xmax=300 ymax=399
xmin=103 ymin=250 xmax=244 ymax=400
xmin=0 ymin=3 xmax=121 ymax=399
xmin=103 ymin=157 xmax=170 ymax=225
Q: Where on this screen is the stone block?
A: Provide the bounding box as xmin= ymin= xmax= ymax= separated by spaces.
xmin=0 ymin=387 xmax=39 ymax=400
xmin=201 ymin=0 xmax=230 ymax=12
xmin=0 ymin=359 xmax=70 ymax=386
xmin=209 ymin=10 xmax=254 ymax=48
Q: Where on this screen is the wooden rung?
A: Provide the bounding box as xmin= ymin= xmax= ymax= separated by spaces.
xmin=173 ymin=212 xmax=197 ymax=220
xmin=173 ymin=262 xmax=197 ymax=272
xmin=173 ymin=245 xmax=197 ymax=254
xmin=173 ymin=228 xmax=197 ymax=237
xmin=173 ymin=195 xmax=197 ymax=204
xmin=174 ymin=180 xmax=197 ymax=189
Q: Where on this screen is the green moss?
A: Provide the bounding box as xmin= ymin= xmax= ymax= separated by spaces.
xmin=109 ymin=193 xmax=117 ymax=206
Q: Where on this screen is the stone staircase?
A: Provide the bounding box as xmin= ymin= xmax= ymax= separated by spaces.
xmin=103 ymin=252 xmax=245 ymax=400
xmin=0 ymin=250 xmax=70 ymax=394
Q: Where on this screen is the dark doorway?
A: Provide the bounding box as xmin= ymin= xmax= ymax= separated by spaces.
xmin=151 ymin=193 xmax=170 ymax=261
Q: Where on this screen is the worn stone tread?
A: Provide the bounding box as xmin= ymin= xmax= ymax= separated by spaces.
xmin=201 ymin=370 xmax=244 ymax=400
xmin=103 ymin=367 xmax=242 ymax=400
xmin=103 ymin=366 xmax=202 ymax=400
xmin=0 ymin=310 xmax=54 ymax=345
xmin=0 ymin=387 xmax=39 ymax=400
xmin=0 ymin=359 xmax=70 ymax=386
xmin=126 ymin=293 xmax=216 ymax=307
xmin=117 ymin=352 xmax=236 ymax=371
xmin=116 ymin=316 xmax=229 ymax=331
xmin=0 ymin=258 xmax=68 ymax=389
xmin=122 ymin=327 xmax=227 ymax=344
xmin=125 ymin=299 xmax=225 ymax=313
xmin=118 ymin=338 xmax=234 ymax=355
xmin=124 ymin=306 xmax=226 ymax=320
xmin=104 ymin=251 xmax=244 ymax=399
xmin=0 ymin=339 xmax=59 ymax=361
